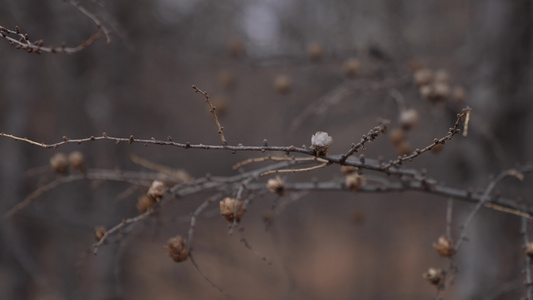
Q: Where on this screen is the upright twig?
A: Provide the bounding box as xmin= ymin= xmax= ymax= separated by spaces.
xmin=192 ymin=85 xmax=227 ymax=146
xmin=339 ymin=120 xmax=389 ymax=163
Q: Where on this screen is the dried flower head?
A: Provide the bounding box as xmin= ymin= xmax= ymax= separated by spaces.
xmin=399 ymin=109 xmax=419 ymax=130
xmin=423 ymin=268 xmax=444 ymax=286
xmin=340 ymin=165 xmax=357 ymax=175
xmin=274 ymin=74 xmax=292 ymax=94
xmin=94 ymin=226 xmax=106 ymax=241
xmin=433 ymin=236 xmax=454 ymax=257
xmin=419 ymin=85 xmax=434 ymax=101
xmin=137 ymin=195 xmax=156 ymax=213
xmin=526 ymin=242 xmax=533 ymax=258
xmin=343 ymin=58 xmax=361 ymax=78
xmin=219 ymin=197 xmax=245 ymax=223
xmin=345 ymin=173 xmax=367 ymax=192
xmin=267 ymin=176 xmax=285 ymax=196
xmin=413 ymin=68 xmax=433 ymax=86
xmin=147 ymin=180 xmax=167 ymax=201
xmin=307 ymin=42 xmax=325 ymax=62
xmin=50 ymin=153 xmax=69 ymax=174
xmin=311 ymin=131 xmax=333 ymax=155
xmin=167 ymin=236 xmax=189 ymax=262
xmin=68 ymin=151 xmax=86 ymax=173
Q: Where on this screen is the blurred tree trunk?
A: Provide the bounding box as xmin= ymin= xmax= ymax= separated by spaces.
xmin=461 ymin=0 xmax=532 ymax=298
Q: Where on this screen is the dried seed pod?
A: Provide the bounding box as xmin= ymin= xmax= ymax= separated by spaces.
xmin=433 ymin=82 xmax=451 ymax=101
xmin=227 ymin=37 xmax=245 ymax=58
xmin=343 ymin=58 xmax=361 ymax=78
xmin=147 ymin=180 xmax=167 ymax=201
xmin=167 ymin=236 xmax=189 ymax=262
xmin=345 ymin=173 xmax=367 ymax=192
xmin=389 ymin=128 xmax=405 ymax=146
xmin=434 ymin=69 xmax=450 ymax=84
xmin=68 ymin=151 xmax=86 ymax=173
xmin=526 ymin=242 xmax=533 ymax=258
xmin=340 ymin=165 xmax=357 ymax=175
xmin=94 ymin=226 xmax=106 ymax=241
xmin=137 ymin=195 xmax=156 ymax=213
xmin=451 ymin=86 xmax=466 ymax=103
xmin=219 ymin=197 xmax=245 ymax=223
xmin=399 ymin=109 xmax=419 ymax=130
xmin=311 ymin=131 xmax=333 ymax=155
xmin=423 ymin=268 xmax=443 ymax=286
xmin=413 ymin=68 xmax=433 ymax=86
xmin=419 ymin=85 xmax=434 ymax=101
xmin=266 ymin=176 xmax=285 ymax=196
xmin=217 ymin=70 xmax=236 ymax=89
xmin=395 ymin=140 xmax=413 ymax=156
xmin=274 ymin=75 xmax=292 ymax=94
xmin=307 ymin=42 xmax=325 ymax=62
xmin=50 ymin=153 xmax=69 ymax=174
xmin=433 ymin=236 xmax=454 ymax=257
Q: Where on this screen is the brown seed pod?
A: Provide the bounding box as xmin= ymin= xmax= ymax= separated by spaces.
xmin=219 ymin=197 xmax=245 ymax=223
xmin=266 ymin=176 xmax=285 ymax=196
xmin=340 ymin=165 xmax=357 ymax=175
xmin=147 ymin=180 xmax=167 ymax=202
xmin=433 ymin=82 xmax=451 ymax=101
xmin=345 ymin=173 xmax=367 ymax=192
xmin=526 ymin=242 xmax=533 ymax=258
xmin=399 ymin=109 xmax=419 ymax=130
xmin=423 ymin=268 xmax=444 ymax=286
xmin=307 ymin=42 xmax=325 ymax=62
xmin=50 ymin=153 xmax=69 ymax=174
xmin=451 ymin=86 xmax=466 ymax=103
xmin=137 ymin=195 xmax=156 ymax=213
xmin=343 ymin=58 xmax=361 ymax=78
xmin=419 ymin=85 xmax=434 ymax=101
xmin=395 ymin=140 xmax=413 ymax=156
xmin=227 ymin=37 xmax=245 ymax=58
xmin=94 ymin=226 xmax=106 ymax=241
xmin=413 ymin=68 xmax=433 ymax=86
xmin=167 ymin=236 xmax=189 ymax=262
xmin=217 ymin=70 xmax=236 ymax=89
xmin=274 ymin=75 xmax=292 ymax=94
xmin=68 ymin=151 xmax=86 ymax=173
xmin=433 ymin=236 xmax=454 ymax=257
xmin=389 ymin=128 xmax=405 ymax=146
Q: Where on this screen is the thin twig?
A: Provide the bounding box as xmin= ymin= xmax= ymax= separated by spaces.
xmin=339 ymin=120 xmax=389 ymax=163
xmin=383 ymin=107 xmax=471 ymax=169
xmin=260 ymin=162 xmax=328 ymax=176
xmin=188 ymin=252 xmax=228 ymax=296
xmin=238 ymin=226 xmax=272 ymax=264
xmin=192 ymin=85 xmax=227 ymax=146
xmin=446 ymin=198 xmax=454 ymax=239
xmin=65 ymin=0 xmax=112 ymax=43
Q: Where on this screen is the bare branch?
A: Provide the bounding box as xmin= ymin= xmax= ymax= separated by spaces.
xmin=192 ymin=85 xmax=227 ymax=146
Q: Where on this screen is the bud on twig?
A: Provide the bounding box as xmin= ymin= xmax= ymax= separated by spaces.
xmin=311 ymin=131 xmax=333 ymax=155
xmin=423 ymin=268 xmax=443 ymax=286
xmin=167 ymin=236 xmax=189 ymax=262
xmin=219 ymin=197 xmax=245 ymax=223
xmin=266 ymin=176 xmax=285 ymax=196
xmin=433 ymin=236 xmax=454 ymax=257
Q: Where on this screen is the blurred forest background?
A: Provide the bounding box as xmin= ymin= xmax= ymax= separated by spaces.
xmin=0 ymin=0 xmax=532 ymax=299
